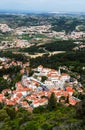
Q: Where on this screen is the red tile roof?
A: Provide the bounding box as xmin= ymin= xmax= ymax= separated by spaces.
xmin=66 ymin=87 xmax=75 ymax=93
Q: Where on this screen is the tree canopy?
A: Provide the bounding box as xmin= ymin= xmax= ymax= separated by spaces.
xmin=47 ymin=92 xmax=57 ymax=111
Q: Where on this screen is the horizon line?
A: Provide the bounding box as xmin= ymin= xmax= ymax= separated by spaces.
xmin=0 ymin=9 xmax=85 ymax=15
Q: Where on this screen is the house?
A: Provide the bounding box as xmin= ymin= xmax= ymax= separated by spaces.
xmin=15 ymin=82 xmax=24 ymax=91
xmin=39 ymin=98 xmax=48 ymax=106
xmin=5 ymin=99 xmax=16 ymax=106
xmin=25 ymin=106 xmax=33 ymax=112
xmin=32 ymin=100 xmax=40 ymax=108
xmin=69 ymin=96 xmax=80 ymax=106
xmin=61 ymin=73 xmax=70 ymax=82
xmin=20 ymin=101 xmax=29 ymax=108
xmin=66 ymin=86 xmax=75 ymax=96
xmin=37 ymin=65 xmax=43 ymax=72
xmin=3 ymin=75 xmax=9 ymax=80
xmin=0 ymin=94 xmax=4 ymax=102
xmin=0 ymin=66 xmax=3 ymax=69
xmin=77 ymin=87 xmax=83 ymax=93
xmin=45 ymin=80 xmax=55 ymax=89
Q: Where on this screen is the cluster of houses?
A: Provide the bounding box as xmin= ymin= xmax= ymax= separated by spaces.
xmin=0 ymin=64 xmax=84 ymax=111
xmin=0 ymin=24 xmax=12 ymax=33
xmin=0 ymin=23 xmax=85 ymax=51
xmin=0 ymin=39 xmax=31 ymax=50
xmin=15 ymin=25 xmax=51 ymax=35
xmin=0 ymin=57 xmax=29 ymax=80
xmin=0 ymin=57 xmax=29 ymax=69
xmin=15 ymin=24 xmax=85 ymax=40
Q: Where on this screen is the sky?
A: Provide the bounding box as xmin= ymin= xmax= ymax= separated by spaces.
xmin=0 ymin=0 xmax=85 ymax=13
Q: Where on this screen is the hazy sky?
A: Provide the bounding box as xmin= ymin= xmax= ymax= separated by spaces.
xmin=0 ymin=0 xmax=85 ymax=12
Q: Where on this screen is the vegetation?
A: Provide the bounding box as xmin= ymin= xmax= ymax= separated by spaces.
xmin=51 ymin=16 xmax=85 ymax=34
xmin=0 ymin=72 xmax=22 ymax=92
xmin=0 ymin=77 xmax=10 ymax=92
xmin=47 ymin=92 xmax=57 ymax=111
xmin=20 ymin=40 xmax=76 ymax=54
xmin=78 ymin=25 xmax=85 ymax=31
xmin=75 ymin=98 xmax=85 ymax=120
xmin=20 ymin=34 xmax=33 ymax=41
xmin=20 ymin=45 xmax=45 ymax=54
xmin=41 ymin=76 xmax=48 ymax=82
xmin=39 ymin=40 xmax=76 ymax=52
xmin=0 ymin=100 xmax=84 ymax=130
xmin=0 ymin=51 xmax=27 ymax=62
xmin=30 ymin=51 xmax=85 ymax=69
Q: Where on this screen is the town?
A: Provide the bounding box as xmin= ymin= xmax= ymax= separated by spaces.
xmin=0 ymin=57 xmax=84 ymax=111
xmin=0 ymin=23 xmax=85 ymax=51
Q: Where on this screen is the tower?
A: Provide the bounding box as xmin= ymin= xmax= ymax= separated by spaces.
xmin=58 ymin=67 xmax=61 ymax=76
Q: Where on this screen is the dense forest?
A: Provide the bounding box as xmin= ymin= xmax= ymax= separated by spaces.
xmin=20 ymin=40 xmax=76 ymax=54
xmin=30 ymin=51 xmax=85 ymax=69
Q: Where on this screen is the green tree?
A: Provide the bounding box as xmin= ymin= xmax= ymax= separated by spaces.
xmin=65 ymin=95 xmax=69 ymax=103
xmin=47 ymin=92 xmax=57 ymax=111
xmin=42 ymin=123 xmax=52 ymax=130
xmin=5 ymin=107 xmax=16 ymax=120
xmin=0 ymin=77 xmax=9 ymax=92
xmin=33 ymin=106 xmax=46 ymax=114
xmin=75 ymin=99 xmax=85 ymax=119
xmin=41 ymin=76 xmax=48 ymax=82
xmin=0 ymin=102 xmax=4 ymax=109
xmin=4 ymin=92 xmax=9 ymax=97
xmin=25 ymin=122 xmax=38 ymax=130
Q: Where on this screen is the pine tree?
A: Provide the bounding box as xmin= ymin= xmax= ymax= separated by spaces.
xmin=48 ymin=92 xmax=57 ymax=111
